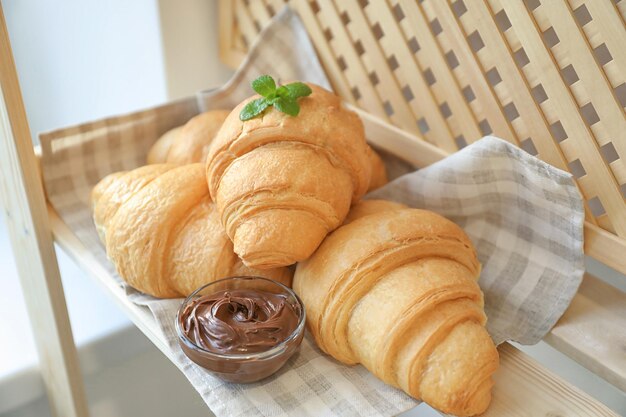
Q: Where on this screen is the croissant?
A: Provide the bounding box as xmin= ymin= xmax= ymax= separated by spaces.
xmin=294 ymin=200 xmax=498 ymax=416
xmin=366 ymin=146 xmax=388 ymax=191
xmin=147 ymin=110 xmax=230 ymax=165
xmin=205 ymin=83 xmax=373 ymax=269
xmin=146 ymin=126 xmax=182 ymax=165
xmin=91 ymin=163 xmax=292 ymax=298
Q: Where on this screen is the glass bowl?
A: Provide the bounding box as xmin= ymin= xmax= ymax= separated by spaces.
xmin=175 ymin=276 xmax=305 ymax=383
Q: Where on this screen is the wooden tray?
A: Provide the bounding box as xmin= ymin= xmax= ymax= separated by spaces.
xmin=45 ymin=107 xmax=621 ymax=417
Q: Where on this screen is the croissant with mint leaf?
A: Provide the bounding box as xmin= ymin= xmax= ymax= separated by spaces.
xmin=205 ymin=76 xmax=373 ymax=269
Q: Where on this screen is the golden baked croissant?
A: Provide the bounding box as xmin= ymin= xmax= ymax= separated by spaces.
xmin=147 ymin=105 xmax=386 ymax=190
xmin=294 ymin=200 xmax=498 ymax=416
xmin=147 ymin=110 xmax=230 ymax=165
xmin=146 ymin=126 xmax=182 ymax=164
xmin=366 ymin=146 xmax=388 ymax=191
xmin=205 ymin=83 xmax=373 ymax=269
xmin=91 ymin=163 xmax=292 ymax=298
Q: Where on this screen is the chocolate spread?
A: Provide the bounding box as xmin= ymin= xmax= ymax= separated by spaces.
xmin=179 ymin=289 xmax=300 ymax=354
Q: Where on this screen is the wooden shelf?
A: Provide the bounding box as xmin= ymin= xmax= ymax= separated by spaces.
xmin=40 ymin=108 xmax=622 ymax=416
xmin=545 ymin=273 xmax=626 ymax=392
xmin=48 ymin=204 xmax=619 ymax=416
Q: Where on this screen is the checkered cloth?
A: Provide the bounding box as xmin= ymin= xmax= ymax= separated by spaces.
xmin=39 ymin=8 xmax=584 ymax=417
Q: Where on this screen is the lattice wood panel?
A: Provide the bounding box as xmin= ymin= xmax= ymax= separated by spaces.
xmin=219 ymin=0 xmax=626 ymax=271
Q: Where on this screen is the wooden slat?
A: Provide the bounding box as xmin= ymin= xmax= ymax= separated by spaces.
xmin=218 ymin=0 xmax=238 ymax=67
xmin=582 ymin=0 xmax=626 ymax=87
xmin=361 ymin=0 xmax=459 ymax=150
xmin=544 ymin=273 xmax=626 ymax=392
xmin=451 ymin=0 xmax=567 ymax=168
xmin=483 ymin=344 xmax=617 ymax=417
xmin=354 ymin=105 xmax=448 ymax=167
xmin=315 ymin=0 xmax=390 ymax=120
xmin=290 ymin=0 xmax=356 ymax=105
xmin=264 ymin=0 xmax=288 ymax=14
xmin=618 ymin=0 xmax=626 ymax=22
xmin=233 ymin=0 xmax=260 ymax=48
xmin=0 ymin=5 xmax=88 ymax=417
xmin=333 ymin=0 xmax=418 ymax=133
xmin=393 ymin=0 xmax=484 ymax=145
xmin=542 ymin=2 xmax=626 ymax=183
xmin=540 ymin=0 xmax=626 ymax=173
xmin=247 ymin=0 xmax=272 ymax=28
xmin=501 ymin=0 xmax=626 ymax=238
xmin=584 ymin=222 xmax=626 ymax=276
xmin=419 ymin=0 xmax=516 ymax=144
xmin=406 ymin=0 xmax=611 ymax=232
xmin=463 ymin=0 xmax=597 ymax=225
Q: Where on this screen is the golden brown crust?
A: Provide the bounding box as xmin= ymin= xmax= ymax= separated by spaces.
xmin=147 ymin=127 xmax=182 ymax=164
xmin=91 ymin=164 xmax=177 ymax=243
xmin=293 ymin=201 xmax=497 ymax=416
xmin=146 ymin=110 xmax=230 ymax=165
xmin=166 ymin=110 xmax=230 ymax=164
xmin=205 ymin=84 xmax=372 ymax=269
xmin=342 ymin=199 xmax=405 ymax=225
xmin=366 ymin=146 xmax=388 ymax=191
xmin=92 ymin=163 xmax=292 ymax=298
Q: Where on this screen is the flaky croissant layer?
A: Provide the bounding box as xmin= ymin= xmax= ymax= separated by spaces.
xmin=91 ymin=163 xmax=292 ymax=298
xmin=294 ymin=200 xmax=499 ymax=416
xmin=147 ymin=110 xmax=230 ymax=165
xmin=205 ymin=83 xmax=373 ymax=269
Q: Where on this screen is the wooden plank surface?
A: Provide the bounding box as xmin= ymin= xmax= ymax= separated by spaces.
xmin=584 ymin=222 xmax=626 ymax=275
xmin=0 ymin=5 xmax=89 ymax=417
xmin=544 ymin=273 xmax=626 ymax=392
xmin=48 ymin=203 xmax=619 ymax=417
xmin=483 ymin=344 xmax=617 ymax=417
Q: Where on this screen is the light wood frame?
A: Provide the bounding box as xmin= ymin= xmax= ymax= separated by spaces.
xmin=0 ymin=5 xmax=88 ymax=417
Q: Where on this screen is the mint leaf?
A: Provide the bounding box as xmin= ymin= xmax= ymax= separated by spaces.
xmin=243 ymin=76 xmax=312 ymax=120
xmin=251 ymin=75 xmax=276 ymax=97
xmin=284 ymin=82 xmax=312 ymax=99
xmin=240 ymin=98 xmax=270 ymax=121
xmin=272 ymin=97 xmax=300 ymax=116
xmin=275 ymin=85 xmax=289 ymax=97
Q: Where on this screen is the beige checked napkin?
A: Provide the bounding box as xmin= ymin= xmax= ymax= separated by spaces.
xmin=40 ymin=8 xmax=585 ymax=417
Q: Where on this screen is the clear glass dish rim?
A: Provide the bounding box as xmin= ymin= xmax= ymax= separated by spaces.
xmin=175 ymin=275 xmax=306 ymax=361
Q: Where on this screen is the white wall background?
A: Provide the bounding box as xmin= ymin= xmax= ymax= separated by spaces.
xmin=4 ymin=0 xmax=167 ymax=143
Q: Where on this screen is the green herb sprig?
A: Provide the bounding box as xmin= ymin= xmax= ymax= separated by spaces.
xmin=239 ymin=75 xmax=312 ymax=121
